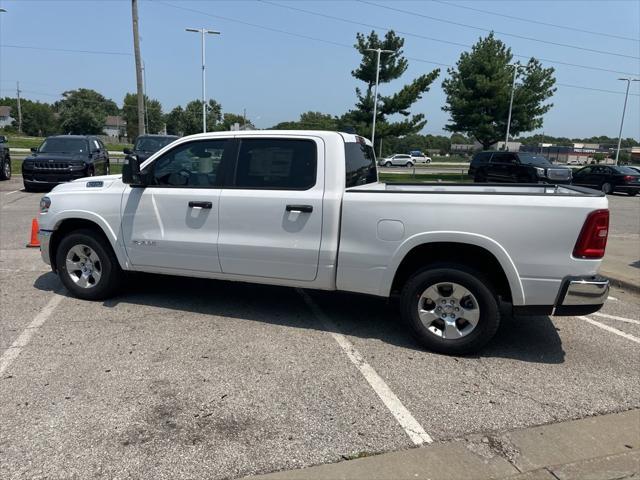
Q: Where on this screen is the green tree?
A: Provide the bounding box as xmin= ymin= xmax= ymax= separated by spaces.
xmin=0 ymin=97 xmax=58 ymax=136
xmin=182 ymin=99 xmax=222 ymax=135
xmin=272 ymin=111 xmax=338 ymax=130
xmin=442 ymin=33 xmax=556 ymax=150
xmin=122 ymin=93 xmax=165 ymax=140
xmin=55 ymin=88 xmax=119 ymax=135
xmin=165 ymin=106 xmax=186 ymax=136
xmin=216 ymin=112 xmax=255 ymax=131
xmin=344 ymin=30 xmax=440 ymax=142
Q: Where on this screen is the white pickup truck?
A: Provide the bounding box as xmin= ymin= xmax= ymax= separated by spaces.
xmin=37 ymin=131 xmax=610 ymax=354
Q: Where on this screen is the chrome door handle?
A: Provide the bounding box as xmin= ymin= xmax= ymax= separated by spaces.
xmin=286 ymin=204 xmax=313 ymax=213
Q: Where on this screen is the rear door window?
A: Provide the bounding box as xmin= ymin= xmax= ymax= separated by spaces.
xmin=345 ymin=142 xmax=377 ymax=187
xmin=491 ymin=153 xmax=518 ymax=164
xmin=234 ymin=138 xmax=317 ymax=190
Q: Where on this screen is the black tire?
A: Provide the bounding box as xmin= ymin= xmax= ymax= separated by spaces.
xmin=0 ymin=158 xmax=10 ymax=180
xmin=55 ymin=229 xmax=122 ymax=300
xmin=406 ymin=162 xmax=413 ymax=168
xmin=23 ymin=181 xmax=37 ymax=192
xmin=385 ymin=161 xmax=392 ymax=167
xmin=601 ymin=182 xmax=612 ymax=194
xmin=627 ymin=191 xmax=637 ymax=197
xmin=105 ymin=162 xmax=110 ymax=175
xmin=400 ymin=265 xmax=500 ymax=355
xmin=474 ymin=172 xmax=487 ymax=183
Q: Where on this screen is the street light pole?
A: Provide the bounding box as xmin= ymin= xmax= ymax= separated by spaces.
xmin=504 ymin=63 xmax=522 ymax=151
xmin=365 ymin=48 xmax=395 ymax=147
xmin=614 ymin=77 xmax=639 ymax=165
xmin=186 ymin=28 xmax=220 ymax=133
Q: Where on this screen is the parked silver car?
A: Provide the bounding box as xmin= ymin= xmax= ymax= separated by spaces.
xmin=379 ymin=154 xmax=415 ymax=167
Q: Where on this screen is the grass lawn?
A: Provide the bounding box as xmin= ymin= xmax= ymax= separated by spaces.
xmin=2 ymin=134 xmax=131 ymax=152
xmin=379 ymin=173 xmax=472 ymax=183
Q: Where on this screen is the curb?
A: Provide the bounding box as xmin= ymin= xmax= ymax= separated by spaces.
xmin=601 ymin=270 xmax=640 ymax=294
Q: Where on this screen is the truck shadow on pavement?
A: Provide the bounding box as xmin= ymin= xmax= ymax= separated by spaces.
xmin=34 ymin=272 xmax=564 ymax=364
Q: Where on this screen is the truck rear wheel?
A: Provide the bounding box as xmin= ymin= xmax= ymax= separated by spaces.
xmin=400 ymin=265 xmax=500 ymax=355
xmin=55 ymin=229 xmax=122 ymax=300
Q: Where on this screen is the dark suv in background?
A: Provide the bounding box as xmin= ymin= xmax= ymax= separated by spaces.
xmin=0 ymin=135 xmax=10 ymax=180
xmin=469 ymin=151 xmax=572 ymax=184
xmin=124 ymin=134 xmax=179 ymax=163
xmin=22 ymin=135 xmax=110 ymax=191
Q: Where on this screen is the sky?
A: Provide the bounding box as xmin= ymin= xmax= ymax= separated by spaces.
xmin=0 ymin=0 xmax=639 ymax=140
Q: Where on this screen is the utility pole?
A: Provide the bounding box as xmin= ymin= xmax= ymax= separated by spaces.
xmin=243 ymin=108 xmax=246 ymax=127
xmin=131 ymin=0 xmax=145 ymax=137
xmin=505 ymin=63 xmax=523 ymax=151
xmin=615 ymin=77 xmax=639 ymax=165
xmin=365 ymin=48 xmax=395 ymax=148
xmin=186 ymin=27 xmax=220 ymax=133
xmin=142 ymin=60 xmax=149 ymax=133
xmin=16 ymin=81 xmax=22 ymax=134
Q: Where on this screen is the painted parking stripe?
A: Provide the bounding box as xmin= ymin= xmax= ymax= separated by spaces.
xmin=592 ymin=312 xmax=640 ymax=325
xmin=297 ymin=289 xmax=433 ymax=445
xmin=0 ymin=293 xmax=64 ymax=376
xmin=579 ymin=316 xmax=640 ymax=344
xmin=607 ymin=296 xmax=618 ymax=301
xmin=4 ymin=190 xmax=20 ymax=195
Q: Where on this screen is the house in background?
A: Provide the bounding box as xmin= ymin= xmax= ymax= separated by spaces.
xmin=0 ymin=106 xmax=15 ymax=129
xmin=103 ymin=115 xmax=126 ymax=140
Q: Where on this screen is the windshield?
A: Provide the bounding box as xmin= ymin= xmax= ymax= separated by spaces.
xmin=614 ymin=166 xmax=639 ymax=175
xmin=518 ymin=153 xmax=551 ymax=166
xmin=135 ymin=136 xmax=176 ymax=153
xmin=38 ymin=138 xmax=88 ymax=154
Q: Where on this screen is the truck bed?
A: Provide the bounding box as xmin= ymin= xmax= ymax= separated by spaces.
xmin=349 ymin=182 xmax=604 ymax=196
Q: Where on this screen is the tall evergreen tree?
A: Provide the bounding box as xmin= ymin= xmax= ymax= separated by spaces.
xmin=343 ymin=30 xmax=440 ymax=141
xmin=442 ymin=33 xmax=556 ymax=150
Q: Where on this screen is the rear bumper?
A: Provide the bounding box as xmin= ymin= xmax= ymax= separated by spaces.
xmin=513 ymin=275 xmax=609 ymax=317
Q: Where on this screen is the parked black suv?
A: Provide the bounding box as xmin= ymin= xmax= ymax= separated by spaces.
xmin=124 ymin=134 xmax=179 ymax=163
xmin=22 ymin=135 xmax=110 ymax=191
xmin=0 ymin=135 xmax=10 ymax=180
xmin=469 ymin=151 xmax=572 ymax=184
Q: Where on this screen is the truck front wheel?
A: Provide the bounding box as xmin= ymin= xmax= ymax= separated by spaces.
xmin=400 ymin=265 xmax=500 ymax=355
xmin=55 ymin=229 xmax=123 ymax=300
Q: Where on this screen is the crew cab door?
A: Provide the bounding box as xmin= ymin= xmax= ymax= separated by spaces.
xmin=121 ymin=138 xmax=231 ymax=273
xmin=218 ymin=136 xmax=323 ymax=281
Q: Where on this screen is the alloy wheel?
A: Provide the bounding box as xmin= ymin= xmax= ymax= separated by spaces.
xmin=417 ymin=282 xmax=480 ymax=339
xmin=65 ymin=244 xmax=102 ymax=289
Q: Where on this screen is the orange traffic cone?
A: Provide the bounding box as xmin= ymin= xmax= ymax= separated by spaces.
xmin=26 ymin=218 xmax=40 ymax=248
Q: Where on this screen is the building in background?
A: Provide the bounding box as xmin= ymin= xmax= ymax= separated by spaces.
xmin=103 ymin=116 xmax=126 ymax=140
xmin=0 ymin=106 xmax=15 ymax=129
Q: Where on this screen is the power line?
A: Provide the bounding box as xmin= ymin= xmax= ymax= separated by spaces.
xmin=0 ymin=44 xmax=132 ymax=56
xmin=432 ymin=0 xmax=640 ymax=43
xmin=257 ymin=1 xmax=639 ymax=76
xmin=359 ymin=1 xmax=640 ymax=60
xmin=557 ymin=83 xmax=640 ymax=97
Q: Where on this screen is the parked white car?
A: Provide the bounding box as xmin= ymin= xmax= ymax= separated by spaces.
xmin=379 ymin=154 xmax=415 ymax=167
xmin=37 ymin=130 xmax=610 ymax=354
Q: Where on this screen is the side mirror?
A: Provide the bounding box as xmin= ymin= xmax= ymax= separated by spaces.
xmin=122 ymin=155 xmax=145 ymax=186
xmin=123 ymin=148 xmax=132 ymax=155
xmin=30 ymin=147 xmax=38 ymax=153
xmin=0 ymin=135 xmax=7 ymax=143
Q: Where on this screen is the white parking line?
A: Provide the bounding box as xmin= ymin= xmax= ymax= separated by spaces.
xmin=0 ymin=294 xmax=64 ymax=376
xmin=4 ymin=190 xmax=20 ymax=195
xmin=297 ymin=289 xmax=433 ymax=445
xmin=607 ymin=296 xmax=618 ymax=301
xmin=579 ymin=316 xmax=640 ymax=344
xmin=592 ymin=312 xmax=640 ymax=325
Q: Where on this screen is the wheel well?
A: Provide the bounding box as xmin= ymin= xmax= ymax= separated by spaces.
xmin=390 ymin=242 xmax=512 ymax=302
xmin=49 ymin=219 xmax=111 ymax=271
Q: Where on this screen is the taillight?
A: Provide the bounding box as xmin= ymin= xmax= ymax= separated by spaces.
xmin=573 ymin=209 xmax=609 ymax=259
xmin=623 ymin=175 xmax=635 ymax=183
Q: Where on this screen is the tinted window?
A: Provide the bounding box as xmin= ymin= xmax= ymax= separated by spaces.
xmin=517 ymin=153 xmax=551 ymax=166
xmin=39 ymin=138 xmax=88 ymax=154
xmin=345 ymin=142 xmax=377 ymax=188
xmin=151 ymin=139 xmax=227 ymax=187
xmin=396 ymin=155 xmax=411 ymax=159
xmin=234 ymin=139 xmax=316 ymax=190
xmin=472 ymin=152 xmax=491 ymax=165
xmin=135 ymin=136 xmax=178 ymax=153
xmin=491 ymin=153 xmax=518 ymax=164
xmin=613 ymin=166 xmax=638 ymax=175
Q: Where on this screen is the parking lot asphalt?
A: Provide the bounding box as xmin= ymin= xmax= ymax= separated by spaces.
xmin=1 ymin=176 xmax=639 ymax=479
